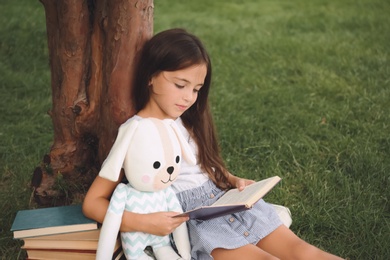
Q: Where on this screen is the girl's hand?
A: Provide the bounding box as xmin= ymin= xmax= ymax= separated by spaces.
xmin=228 ymin=173 xmax=255 ymax=191
xmin=123 ymin=211 xmax=189 ymax=236
xmin=235 ymin=177 xmax=255 ymax=191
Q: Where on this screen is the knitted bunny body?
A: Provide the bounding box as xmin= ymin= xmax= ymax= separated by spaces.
xmin=96 ymin=118 xmax=195 ymax=260
xmin=107 ymin=184 xmax=184 ymax=259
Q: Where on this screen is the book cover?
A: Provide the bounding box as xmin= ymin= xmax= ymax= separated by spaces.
xmin=25 ymin=229 xmax=100 ymax=240
xmin=176 ymin=176 xmax=281 ymax=220
xmin=23 ymin=239 xmax=100 ymax=250
xmin=11 ymin=204 xmax=98 ymax=239
xmin=25 ymin=249 xmax=96 ymax=260
xmin=23 ymin=238 xmax=122 ymax=260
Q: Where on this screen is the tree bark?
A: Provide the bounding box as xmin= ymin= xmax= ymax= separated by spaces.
xmin=31 ymin=0 xmax=154 ymax=206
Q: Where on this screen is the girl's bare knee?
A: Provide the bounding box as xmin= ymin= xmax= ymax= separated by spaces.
xmin=291 ymin=240 xmax=339 ymax=260
xmin=212 ymin=245 xmax=279 ymax=260
xmin=293 ymin=242 xmax=319 ymax=258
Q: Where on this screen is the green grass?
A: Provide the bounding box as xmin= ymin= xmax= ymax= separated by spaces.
xmin=1 ymin=0 xmax=389 ymax=259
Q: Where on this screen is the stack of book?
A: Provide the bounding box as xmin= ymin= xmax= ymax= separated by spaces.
xmin=11 ymin=204 xmax=123 ymax=260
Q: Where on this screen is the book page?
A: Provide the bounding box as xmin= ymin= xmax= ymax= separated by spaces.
xmin=212 ymin=176 xmax=281 ymax=207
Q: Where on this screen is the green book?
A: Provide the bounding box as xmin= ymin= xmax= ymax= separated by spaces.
xmin=11 ymin=204 xmax=98 ymax=239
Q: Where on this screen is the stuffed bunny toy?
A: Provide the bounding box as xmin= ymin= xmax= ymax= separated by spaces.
xmin=96 ymin=117 xmax=195 ymax=260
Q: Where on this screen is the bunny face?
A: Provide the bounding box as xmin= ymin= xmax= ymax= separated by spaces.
xmin=99 ymin=117 xmax=196 ymax=191
xmin=123 ymin=119 xmax=183 ymax=192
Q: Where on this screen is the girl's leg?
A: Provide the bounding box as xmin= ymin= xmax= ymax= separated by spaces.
xmin=257 ymin=225 xmax=344 ymax=260
xmin=211 ymin=244 xmax=279 ymax=260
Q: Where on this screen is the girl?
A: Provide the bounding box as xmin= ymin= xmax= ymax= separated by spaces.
xmin=83 ymin=28 xmax=343 ymax=260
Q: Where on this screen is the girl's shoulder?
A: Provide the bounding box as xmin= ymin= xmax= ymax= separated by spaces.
xmin=120 ymin=115 xmax=142 ymax=127
xmin=120 ymin=115 xmax=187 ymax=135
xmin=122 ymin=115 xmax=184 ymax=126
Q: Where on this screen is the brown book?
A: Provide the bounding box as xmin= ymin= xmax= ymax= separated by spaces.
xmin=24 ymin=237 xmax=122 ymax=260
xmin=23 ymin=239 xmax=99 ymax=250
xmin=25 ymin=229 xmax=100 ymax=241
xmin=25 ymin=249 xmax=96 ymax=260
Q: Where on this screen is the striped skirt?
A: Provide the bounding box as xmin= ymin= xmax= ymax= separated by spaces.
xmin=175 ymin=180 xmax=283 ymax=260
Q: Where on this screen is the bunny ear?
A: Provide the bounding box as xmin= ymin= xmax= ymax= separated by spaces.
xmin=99 ymin=119 xmax=139 ymax=182
xmin=168 ymin=119 xmax=197 ymax=166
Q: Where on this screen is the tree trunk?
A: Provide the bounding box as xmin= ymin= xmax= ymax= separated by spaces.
xmin=31 ymin=0 xmax=154 ymax=206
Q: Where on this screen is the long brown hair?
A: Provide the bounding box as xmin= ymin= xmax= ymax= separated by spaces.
xmin=133 ymin=28 xmax=231 ymax=189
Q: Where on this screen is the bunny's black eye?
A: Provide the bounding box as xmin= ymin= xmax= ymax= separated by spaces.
xmin=153 ymin=161 xmax=161 ymax=169
xmin=176 ymin=156 xmax=180 ymax=163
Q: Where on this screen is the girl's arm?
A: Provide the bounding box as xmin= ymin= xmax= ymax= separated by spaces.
xmin=83 ymin=174 xmax=120 ymax=225
xmin=82 ymin=174 xmax=189 ymax=236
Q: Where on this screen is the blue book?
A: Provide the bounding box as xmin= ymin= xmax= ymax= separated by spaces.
xmin=11 ymin=204 xmax=98 ymax=239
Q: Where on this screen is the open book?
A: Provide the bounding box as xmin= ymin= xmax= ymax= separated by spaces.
xmin=175 ymin=176 xmax=281 ymax=220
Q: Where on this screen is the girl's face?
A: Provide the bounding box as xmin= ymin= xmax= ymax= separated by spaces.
xmin=144 ymin=64 xmax=207 ymax=120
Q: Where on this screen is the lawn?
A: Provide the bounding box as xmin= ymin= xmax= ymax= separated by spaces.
xmin=1 ymin=0 xmax=389 ymax=259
